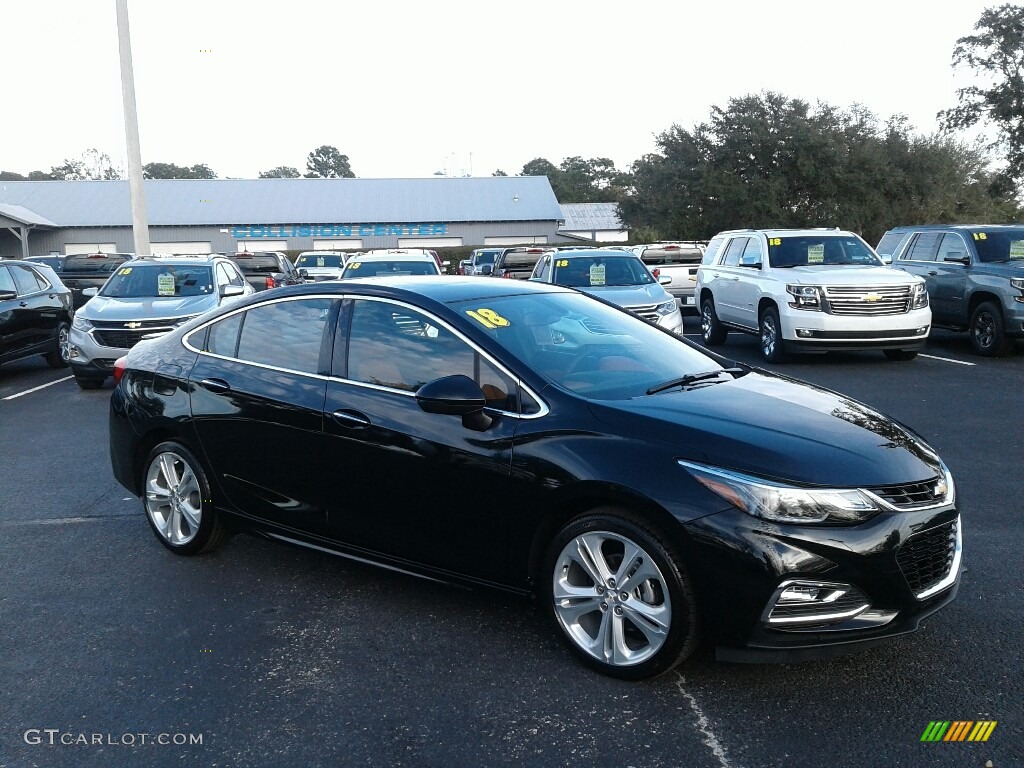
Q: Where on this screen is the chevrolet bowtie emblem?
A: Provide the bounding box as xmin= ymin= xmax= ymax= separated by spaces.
xmin=124 ymin=321 xmax=143 ymax=329
xmin=864 ymin=293 xmax=882 ymax=302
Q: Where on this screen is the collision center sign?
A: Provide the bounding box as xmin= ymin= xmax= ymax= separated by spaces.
xmin=232 ymin=223 xmax=448 ymax=238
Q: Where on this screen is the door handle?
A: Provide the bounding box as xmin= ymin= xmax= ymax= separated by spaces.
xmin=200 ymin=378 xmax=230 ymax=393
xmin=19 ymin=301 xmax=28 ymax=307
xmin=332 ymin=409 xmax=371 ymax=428
xmin=928 ymin=271 xmax=938 ymax=276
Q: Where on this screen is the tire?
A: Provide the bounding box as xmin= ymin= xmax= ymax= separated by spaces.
xmin=883 ymin=349 xmax=918 ymax=361
xmin=700 ymin=298 xmax=728 ymax=346
xmin=142 ymin=441 xmax=230 ymax=555
xmin=44 ymin=321 xmax=70 ymax=368
xmin=74 ymin=372 xmax=105 ymax=390
xmin=759 ymin=306 xmax=787 ymax=363
xmin=544 ymin=508 xmax=699 ymax=680
xmin=969 ymin=301 xmax=1014 ymax=357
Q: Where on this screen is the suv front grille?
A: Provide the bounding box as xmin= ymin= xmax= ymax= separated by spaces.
xmin=92 ymin=318 xmax=179 ymax=349
xmin=824 ymin=285 xmax=911 ymax=316
xmin=624 ymin=303 xmax=660 ymax=322
xmin=868 ymin=478 xmax=946 ymax=509
xmin=896 ymin=520 xmax=958 ymax=596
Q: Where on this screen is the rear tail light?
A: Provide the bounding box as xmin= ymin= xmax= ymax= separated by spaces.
xmin=265 ymin=276 xmax=275 ymax=289
xmin=113 ymin=356 xmax=128 ymax=385
xmin=503 ymin=271 xmax=513 ymax=278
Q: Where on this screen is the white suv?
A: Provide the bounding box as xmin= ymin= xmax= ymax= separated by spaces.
xmin=696 ymin=228 xmax=931 ymax=362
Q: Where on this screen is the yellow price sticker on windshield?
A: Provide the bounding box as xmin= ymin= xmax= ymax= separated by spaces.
xmin=348 ymin=262 xmax=361 ymax=269
xmin=466 ymin=308 xmax=510 ymax=329
xmin=119 ymin=267 xmax=132 ymax=275
xmin=972 ymin=232 xmax=987 ymax=240
xmin=556 ymin=259 xmax=569 ymax=267
xmin=768 ymin=238 xmax=782 ymax=246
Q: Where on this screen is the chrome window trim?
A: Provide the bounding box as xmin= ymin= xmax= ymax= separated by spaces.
xmin=182 ymin=292 xmax=550 ymax=419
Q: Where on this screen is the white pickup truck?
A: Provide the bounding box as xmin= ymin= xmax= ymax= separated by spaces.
xmin=631 ymin=242 xmax=706 ymax=315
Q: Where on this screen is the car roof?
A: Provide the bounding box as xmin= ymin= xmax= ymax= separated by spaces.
xmin=553 ymin=249 xmax=640 ymax=260
xmin=713 ymin=228 xmax=852 ymax=237
xmin=355 ymin=250 xmax=435 ymax=261
xmin=124 ymin=254 xmax=222 ymax=267
xmin=884 ymin=224 xmax=1024 ymax=232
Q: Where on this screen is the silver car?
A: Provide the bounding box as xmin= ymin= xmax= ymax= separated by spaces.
xmin=529 ymin=249 xmax=684 ymax=333
xmin=68 ymin=254 xmax=253 ymax=389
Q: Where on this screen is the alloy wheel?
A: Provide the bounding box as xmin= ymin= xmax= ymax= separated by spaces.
xmin=972 ymin=310 xmax=995 ymax=350
xmin=145 ymin=451 xmax=203 ymax=546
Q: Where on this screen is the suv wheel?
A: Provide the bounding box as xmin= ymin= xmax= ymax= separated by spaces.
xmin=74 ymin=372 xmax=105 ymax=390
xmin=44 ymin=321 xmax=70 ymax=369
xmin=759 ymin=307 xmax=787 ymax=363
xmin=700 ymin=299 xmax=727 ymax=345
xmin=544 ymin=508 xmax=699 ymax=680
xmin=969 ymin=301 xmax=1014 ymax=357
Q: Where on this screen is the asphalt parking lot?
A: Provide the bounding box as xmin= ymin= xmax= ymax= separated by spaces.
xmin=0 ymin=319 xmax=1021 ymax=768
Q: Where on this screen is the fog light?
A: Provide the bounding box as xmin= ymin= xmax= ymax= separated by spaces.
xmin=68 ymin=345 xmax=81 ymax=359
xmin=795 ymin=328 xmax=815 ymax=338
xmin=765 ymin=580 xmax=871 ymax=626
xmin=915 ymin=326 xmax=929 ymax=335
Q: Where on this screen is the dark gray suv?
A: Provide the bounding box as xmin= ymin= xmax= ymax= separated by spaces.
xmin=877 ymin=225 xmax=1024 ymax=356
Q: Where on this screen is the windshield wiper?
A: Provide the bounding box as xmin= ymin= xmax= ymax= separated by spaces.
xmin=645 ymin=367 xmax=746 ymax=395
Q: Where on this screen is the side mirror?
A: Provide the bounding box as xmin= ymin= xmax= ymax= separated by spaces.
xmin=478 ymin=264 xmax=493 ymax=276
xmin=220 ymin=284 xmax=245 ymax=297
xmin=416 ymin=375 xmax=486 ymax=416
xmin=83 ymin=287 xmax=99 ymax=297
xmin=880 ymin=255 xmax=893 ymax=265
xmin=298 ymin=268 xmax=309 ymax=278
xmin=658 ymin=275 xmax=672 ymax=285
xmin=943 ymin=253 xmax=970 ymax=265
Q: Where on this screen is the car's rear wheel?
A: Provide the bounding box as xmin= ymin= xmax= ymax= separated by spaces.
xmin=970 ymin=301 xmax=1014 ymax=356
xmin=143 ymin=442 xmax=230 ymax=555
xmin=700 ymin=298 xmax=727 ymax=345
xmin=759 ymin=306 xmax=787 ymax=363
xmin=883 ymin=349 xmax=918 ymax=361
xmin=73 ymin=372 xmax=105 ymax=389
xmin=44 ymin=322 xmax=70 ymax=368
xmin=544 ymin=509 xmax=698 ymax=680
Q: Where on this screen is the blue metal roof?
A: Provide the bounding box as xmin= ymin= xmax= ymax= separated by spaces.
xmin=559 ymin=202 xmax=624 ymax=231
xmin=0 ymin=203 xmax=58 ymax=227
xmin=0 ymin=177 xmax=563 ymax=227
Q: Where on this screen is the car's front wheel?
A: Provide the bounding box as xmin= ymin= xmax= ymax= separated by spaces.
xmin=759 ymin=306 xmax=787 ymax=363
xmin=142 ymin=442 xmax=230 ymax=555
xmin=544 ymin=509 xmax=699 ymax=680
xmin=970 ymin=301 xmax=1014 ymax=357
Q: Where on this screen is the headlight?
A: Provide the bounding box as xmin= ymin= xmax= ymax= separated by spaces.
xmin=655 ymin=300 xmax=677 ymax=316
xmin=72 ymin=315 xmax=93 ymax=332
xmin=679 ymin=461 xmax=879 ymax=524
xmin=911 ymin=282 xmax=929 ymax=308
xmin=1011 ymin=277 xmax=1024 ymax=301
xmin=786 ymin=284 xmax=821 ymax=311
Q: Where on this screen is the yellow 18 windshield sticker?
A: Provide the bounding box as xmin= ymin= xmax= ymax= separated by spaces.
xmin=119 ymin=267 xmax=132 ymax=275
xmin=466 ymin=308 xmax=510 ymax=328
xmin=768 ymin=238 xmax=782 ymax=246
xmin=556 ymin=259 xmax=569 ymax=267
xmin=348 ymin=262 xmax=361 ymax=270
xmin=971 ymin=232 xmax=988 ymax=241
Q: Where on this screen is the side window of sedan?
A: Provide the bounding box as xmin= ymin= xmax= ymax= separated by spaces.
xmin=345 ymin=299 xmax=518 ymax=410
xmin=232 ymin=298 xmax=334 ymax=374
xmin=10 ymin=265 xmax=48 ymax=294
xmin=0 ymin=266 xmax=15 ymax=294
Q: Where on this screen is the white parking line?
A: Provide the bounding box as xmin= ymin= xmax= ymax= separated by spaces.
xmin=2 ymin=376 xmax=73 ymax=400
xmin=919 ymin=354 xmax=976 ymax=366
xmin=675 ymin=673 xmax=738 ymax=768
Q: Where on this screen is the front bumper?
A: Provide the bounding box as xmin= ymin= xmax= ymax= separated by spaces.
xmin=778 ymin=306 xmax=932 ymax=350
xmin=68 ymin=325 xmax=128 ymax=376
xmin=681 ymin=504 xmax=962 ymax=661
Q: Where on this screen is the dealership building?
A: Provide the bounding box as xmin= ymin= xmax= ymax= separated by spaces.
xmin=0 ymin=176 xmax=572 ymax=259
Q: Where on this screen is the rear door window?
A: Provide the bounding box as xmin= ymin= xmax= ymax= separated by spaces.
xmin=903 ymin=232 xmax=942 ymax=262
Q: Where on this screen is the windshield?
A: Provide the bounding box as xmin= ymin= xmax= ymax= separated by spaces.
xmin=474 ymin=251 xmax=497 ymax=265
xmin=341 ymin=260 xmax=438 ymax=277
xmin=768 ymin=236 xmax=882 ymax=268
xmin=450 ymin=291 xmax=720 ymax=399
xmin=296 ymin=254 xmax=344 ymax=268
xmin=970 ymin=228 xmax=1024 ymax=262
xmin=100 ymin=265 xmax=214 ymax=298
xmin=553 ymin=256 xmax=654 ymax=288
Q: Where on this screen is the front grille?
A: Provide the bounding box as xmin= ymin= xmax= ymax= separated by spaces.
xmin=896 ymin=520 xmax=958 ymax=595
xmin=624 ymin=303 xmax=660 ymax=322
xmin=93 ymin=327 xmax=173 ymax=349
xmin=824 ymin=285 xmax=912 ymax=316
xmin=869 ymin=478 xmax=946 ymax=509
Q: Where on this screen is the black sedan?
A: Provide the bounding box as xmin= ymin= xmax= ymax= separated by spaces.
xmin=109 ymin=277 xmax=961 ymax=679
xmin=0 ymin=259 xmax=72 ymax=370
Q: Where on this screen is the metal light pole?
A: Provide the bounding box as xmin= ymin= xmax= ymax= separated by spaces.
xmin=115 ymin=0 xmax=150 ymax=256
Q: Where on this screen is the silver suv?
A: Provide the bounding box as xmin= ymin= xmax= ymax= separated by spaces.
xmin=696 ymin=228 xmax=931 ymax=362
xmin=68 ymin=254 xmax=253 ymax=389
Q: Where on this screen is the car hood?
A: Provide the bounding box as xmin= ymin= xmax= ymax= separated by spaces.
xmin=587 ymin=372 xmax=942 ymax=487
xmin=78 ymin=294 xmax=217 ymax=321
xmin=576 ymin=283 xmax=673 ymax=307
xmin=779 ymin=266 xmax=919 ymax=285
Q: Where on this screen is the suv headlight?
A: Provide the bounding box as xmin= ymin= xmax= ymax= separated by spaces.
xmin=72 ymin=315 xmax=93 ymax=332
xmin=655 ymin=299 xmax=677 ymax=316
xmin=1011 ymin=277 xmax=1024 ymax=302
xmin=786 ymin=284 xmax=821 ymax=311
xmin=911 ymin=282 xmax=929 ymax=308
xmin=679 ymin=461 xmax=879 ymax=524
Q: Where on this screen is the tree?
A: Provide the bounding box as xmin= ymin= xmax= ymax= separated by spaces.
xmin=259 ymin=166 xmax=300 ymax=178
xmin=305 ymin=145 xmax=354 ymax=178
xmin=492 ymin=169 xmax=508 ymax=176
xmin=48 ymin=149 xmax=122 ymax=180
xmin=939 ymin=4 xmax=1024 ymax=182
xmin=521 ymin=158 xmax=558 ymax=178
xmin=28 ymin=170 xmax=54 ymax=180
xmin=0 ymin=171 xmax=27 ymax=180
xmin=520 ymin=156 xmax=632 ymax=202
xmin=143 ymin=162 xmax=217 ymax=179
xmin=620 ymin=92 xmax=1018 ymax=243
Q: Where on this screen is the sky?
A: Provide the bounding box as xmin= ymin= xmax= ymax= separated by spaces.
xmin=0 ymin=0 xmax=1000 ymax=180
